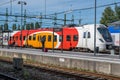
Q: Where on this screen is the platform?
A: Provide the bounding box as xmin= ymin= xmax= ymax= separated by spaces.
xmin=0 ymin=47 xmax=120 ymax=77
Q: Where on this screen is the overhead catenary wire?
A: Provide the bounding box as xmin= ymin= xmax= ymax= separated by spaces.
xmin=46 ymin=1 xmax=120 ymax=16
xmin=0 ymin=1 xmax=120 ymax=27
xmin=0 ymin=0 xmax=18 ymax=7
xmin=0 ymin=1 xmax=120 ymax=20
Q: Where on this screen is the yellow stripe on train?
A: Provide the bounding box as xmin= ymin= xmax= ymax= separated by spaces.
xmin=24 ymin=31 xmax=61 ymax=49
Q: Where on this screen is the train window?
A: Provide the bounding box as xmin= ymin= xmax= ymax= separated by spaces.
xmin=83 ymin=32 xmax=86 ymax=38
xmin=59 ymin=35 xmax=62 ymax=42
xmin=73 ymin=35 xmax=78 ymax=41
xmin=87 ymin=32 xmax=91 ymax=38
xmin=38 ymin=36 xmax=39 ymax=41
xmin=98 ymin=27 xmax=112 ymax=42
xmin=48 ymin=35 xmax=51 ymax=42
xmin=54 ymin=35 xmax=57 ymax=42
xmin=29 ymin=36 xmax=32 ymax=40
xmin=23 ymin=36 xmax=26 ymax=40
xmin=66 ymin=35 xmax=71 ymax=41
xmin=33 ymin=34 xmax=36 ymax=40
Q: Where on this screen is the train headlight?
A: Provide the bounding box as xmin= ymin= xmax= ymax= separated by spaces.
xmin=99 ymin=39 xmax=104 ymax=43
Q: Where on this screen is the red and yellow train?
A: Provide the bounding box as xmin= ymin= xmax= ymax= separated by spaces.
xmin=8 ymin=27 xmax=78 ymax=50
xmin=2 ymin=24 xmax=113 ymax=52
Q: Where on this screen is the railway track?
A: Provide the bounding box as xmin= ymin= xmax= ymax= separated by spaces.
xmin=0 ymin=57 xmax=119 ymax=80
xmin=0 ymin=72 xmax=18 ymax=80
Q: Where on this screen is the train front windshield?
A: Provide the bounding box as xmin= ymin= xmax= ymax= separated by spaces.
xmin=97 ymin=27 xmax=112 ymax=42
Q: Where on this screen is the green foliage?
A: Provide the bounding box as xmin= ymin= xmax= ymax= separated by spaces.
xmin=35 ymin=22 xmax=40 ymax=29
xmin=26 ymin=24 xmax=30 ymax=30
xmin=115 ymin=5 xmax=120 ymax=20
xmin=0 ymin=25 xmax=3 ymax=31
xmin=12 ymin=24 xmax=17 ymax=30
xmin=22 ymin=25 xmax=25 ymax=30
xmin=18 ymin=24 xmax=21 ymax=30
xmin=100 ymin=5 xmax=120 ymax=26
xmin=4 ymin=23 xmax=8 ymax=30
xmin=100 ymin=7 xmax=117 ymax=26
xmin=30 ymin=22 xmax=34 ymax=29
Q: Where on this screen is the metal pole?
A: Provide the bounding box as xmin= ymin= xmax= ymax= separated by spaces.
xmin=24 ymin=9 xmax=26 ymax=30
xmin=20 ymin=3 xmax=23 ymax=49
xmin=119 ymin=26 xmax=120 ymax=59
xmin=39 ymin=13 xmax=42 ymax=28
xmin=71 ymin=14 xmax=74 ymax=24
xmin=18 ymin=1 xmax=26 ymax=49
xmin=54 ymin=13 xmax=57 ymax=27
xmin=79 ymin=11 xmax=81 ymax=26
xmin=45 ymin=0 xmax=46 ymax=18
xmin=61 ymin=27 xmax=63 ymax=53
xmin=7 ymin=31 xmax=9 ymax=49
xmin=6 ymin=8 xmax=8 ymax=48
xmin=2 ymin=27 xmax=3 ymax=48
xmin=64 ymin=13 xmax=66 ymax=25
xmin=94 ymin=0 xmax=97 ymax=56
xmin=52 ymin=28 xmax=54 ymax=52
xmin=10 ymin=0 xmax=12 ymax=15
xmin=6 ymin=8 xmax=8 ymax=23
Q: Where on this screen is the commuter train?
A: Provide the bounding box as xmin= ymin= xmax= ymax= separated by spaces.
xmin=108 ymin=25 xmax=120 ymax=50
xmin=1 ymin=24 xmax=113 ymax=52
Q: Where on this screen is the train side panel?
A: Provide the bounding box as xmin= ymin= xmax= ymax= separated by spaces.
xmin=111 ymin=33 xmax=120 ymax=47
xmin=76 ymin=25 xmax=95 ymax=51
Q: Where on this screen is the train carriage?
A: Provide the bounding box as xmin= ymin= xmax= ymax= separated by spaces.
xmin=1 ymin=24 xmax=114 ymax=52
xmin=76 ymin=24 xmax=113 ymax=52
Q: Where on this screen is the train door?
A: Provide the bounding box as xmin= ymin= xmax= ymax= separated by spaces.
xmin=82 ymin=31 xmax=91 ymax=49
xmin=86 ymin=31 xmax=91 ymax=50
xmin=66 ymin=35 xmax=71 ymax=50
xmin=83 ymin=31 xmax=87 ymax=48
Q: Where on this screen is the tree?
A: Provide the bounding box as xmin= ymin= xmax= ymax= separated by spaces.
xmin=100 ymin=6 xmax=120 ymax=26
xmin=30 ymin=22 xmax=34 ymax=29
xmin=4 ymin=23 xmax=8 ymax=30
xmin=0 ymin=25 xmax=3 ymax=31
xmin=26 ymin=24 xmax=30 ymax=30
xmin=22 ymin=25 xmax=25 ymax=30
xmin=100 ymin=7 xmax=117 ymax=26
xmin=35 ymin=22 xmax=40 ymax=29
xmin=115 ymin=5 xmax=120 ymax=20
xmin=12 ymin=24 xmax=17 ymax=30
xmin=18 ymin=24 xmax=21 ymax=30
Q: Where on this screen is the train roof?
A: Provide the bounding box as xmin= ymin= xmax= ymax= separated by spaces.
xmin=108 ymin=26 xmax=120 ymax=33
xmin=78 ymin=24 xmax=107 ymax=28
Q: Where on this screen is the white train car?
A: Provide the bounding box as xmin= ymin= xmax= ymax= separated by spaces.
xmin=0 ymin=31 xmax=17 ymax=46
xmin=76 ymin=24 xmax=113 ymax=52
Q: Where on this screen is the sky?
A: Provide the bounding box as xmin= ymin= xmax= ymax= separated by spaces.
xmin=0 ymin=0 xmax=120 ymax=27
